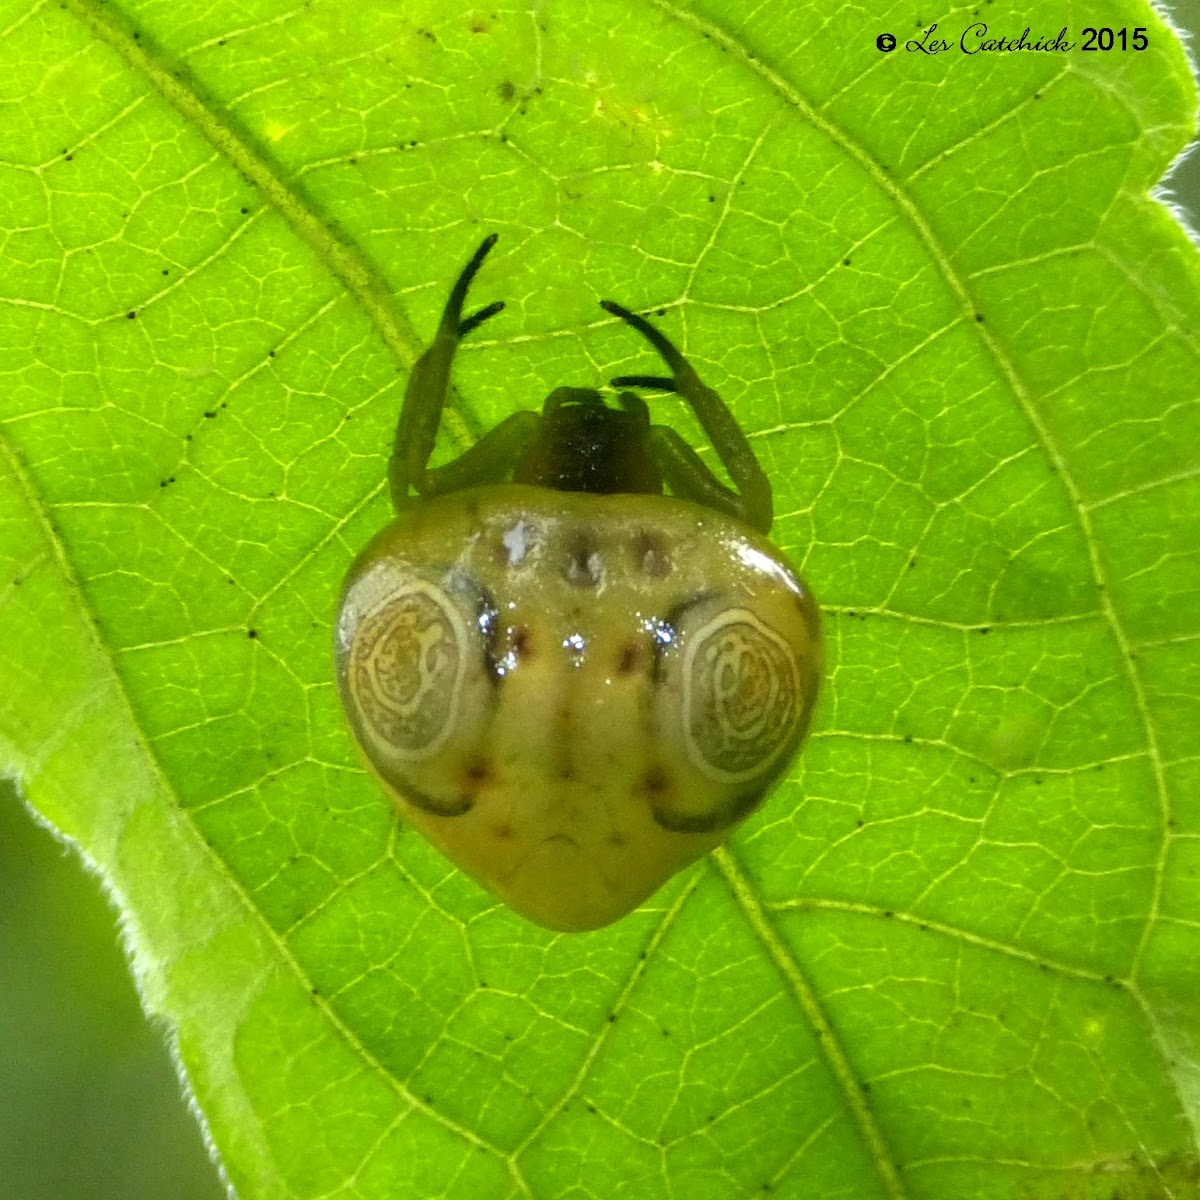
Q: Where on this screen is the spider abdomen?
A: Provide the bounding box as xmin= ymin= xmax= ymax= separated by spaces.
xmin=335 ymin=484 xmax=821 ymax=930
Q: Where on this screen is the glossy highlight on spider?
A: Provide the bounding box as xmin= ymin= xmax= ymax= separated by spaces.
xmin=335 ymin=234 xmax=822 ymax=931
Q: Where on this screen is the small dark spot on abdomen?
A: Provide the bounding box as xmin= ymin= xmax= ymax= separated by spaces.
xmin=633 ymin=530 xmax=672 ymax=577
xmin=510 ymin=624 xmax=532 ymax=658
xmin=487 ymin=623 xmax=534 ymax=680
xmin=616 ymin=640 xmax=647 ymax=675
xmin=463 ymin=755 xmax=493 ymax=789
xmin=563 ymin=529 xmax=603 ymax=588
xmin=639 ymin=764 xmax=671 ymax=799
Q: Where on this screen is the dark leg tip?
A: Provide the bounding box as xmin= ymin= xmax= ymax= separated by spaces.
xmin=458 ymin=299 xmax=505 ymax=338
xmin=611 ymin=374 xmax=678 ymax=391
xmin=601 ymin=299 xmax=683 ymax=369
xmin=462 ymin=233 xmax=499 ymax=280
xmin=600 ymin=299 xmax=634 ymax=321
xmin=445 ymin=235 xmax=502 ymax=329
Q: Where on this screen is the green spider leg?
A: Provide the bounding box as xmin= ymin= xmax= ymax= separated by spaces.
xmin=389 ymin=234 xmax=538 ymax=508
xmin=599 ymin=300 xmax=773 ymax=534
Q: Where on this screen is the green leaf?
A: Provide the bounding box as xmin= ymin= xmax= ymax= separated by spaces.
xmin=2 ymin=0 xmax=1198 ymax=1196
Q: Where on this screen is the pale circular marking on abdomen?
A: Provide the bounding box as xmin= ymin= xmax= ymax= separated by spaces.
xmin=351 ymin=579 xmax=467 ymax=760
xmin=682 ymin=607 xmax=801 ymax=781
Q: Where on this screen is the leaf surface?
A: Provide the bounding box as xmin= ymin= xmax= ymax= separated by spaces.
xmin=1 ymin=0 xmax=1198 ymax=1196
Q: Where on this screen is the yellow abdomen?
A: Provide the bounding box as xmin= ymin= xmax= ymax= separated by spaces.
xmin=335 ymin=485 xmax=821 ymax=931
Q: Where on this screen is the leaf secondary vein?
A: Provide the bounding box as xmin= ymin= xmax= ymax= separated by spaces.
xmin=57 ymin=0 xmax=477 ymax=450
xmin=0 ymin=327 xmax=510 ymax=1181
xmin=646 ymin=0 xmax=1172 ymax=999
